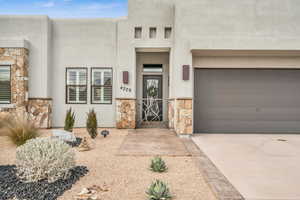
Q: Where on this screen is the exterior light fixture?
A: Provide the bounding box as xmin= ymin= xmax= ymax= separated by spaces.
xmin=101 ymin=130 xmax=110 ymax=138
xmin=123 ymin=71 xmax=129 ymax=84
xmin=183 ymin=65 xmax=190 ymax=80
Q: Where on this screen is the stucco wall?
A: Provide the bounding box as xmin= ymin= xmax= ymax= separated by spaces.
xmin=0 ymin=16 xmax=51 ymax=98
xmin=116 ymin=0 xmax=174 ymax=100
xmin=51 ymin=19 xmax=117 ymax=127
xmin=171 ymin=0 xmax=300 ymax=98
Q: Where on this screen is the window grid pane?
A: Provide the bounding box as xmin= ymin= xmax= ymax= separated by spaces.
xmin=0 ymin=66 xmax=11 ymax=104
xmin=91 ymin=68 xmax=112 ymax=104
xmin=66 ymin=68 xmax=87 ymax=104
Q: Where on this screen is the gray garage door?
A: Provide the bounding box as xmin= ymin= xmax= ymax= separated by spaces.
xmin=194 ymin=69 xmax=300 ymax=133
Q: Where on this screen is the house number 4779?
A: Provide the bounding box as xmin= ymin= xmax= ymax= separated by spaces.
xmin=120 ymin=86 xmax=132 ymax=93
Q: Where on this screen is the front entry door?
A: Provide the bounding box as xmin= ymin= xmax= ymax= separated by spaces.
xmin=142 ymin=75 xmax=163 ymax=121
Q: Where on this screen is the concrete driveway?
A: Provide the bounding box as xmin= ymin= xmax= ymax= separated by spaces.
xmin=192 ymin=134 xmax=300 ymax=200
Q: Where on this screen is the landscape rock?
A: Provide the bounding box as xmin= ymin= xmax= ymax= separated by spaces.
xmin=0 ymin=165 xmax=88 ymax=200
xmin=75 ymin=184 xmax=109 ymax=200
xmin=52 ymin=129 xmax=76 ymax=142
xmin=78 ymin=137 xmax=91 ymax=152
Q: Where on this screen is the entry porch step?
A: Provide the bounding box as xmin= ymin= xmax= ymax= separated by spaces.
xmin=138 ymin=121 xmax=168 ymax=129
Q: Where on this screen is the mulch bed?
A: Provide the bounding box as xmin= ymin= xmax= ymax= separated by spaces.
xmin=0 ymin=165 xmax=88 ymax=200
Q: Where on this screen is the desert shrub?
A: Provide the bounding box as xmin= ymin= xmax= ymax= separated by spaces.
xmin=150 ymin=157 xmax=167 ymax=173
xmin=86 ymin=109 xmax=98 ymax=139
xmin=146 ymin=180 xmax=172 ymax=200
xmin=16 ymin=137 xmax=75 ymax=183
xmin=0 ymin=115 xmax=39 ymax=146
xmin=64 ymin=108 xmax=75 ymax=132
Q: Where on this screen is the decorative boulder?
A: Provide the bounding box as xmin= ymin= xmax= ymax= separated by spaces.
xmin=52 ymin=129 xmax=76 ymax=142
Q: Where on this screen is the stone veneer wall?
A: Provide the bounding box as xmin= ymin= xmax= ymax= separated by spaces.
xmin=168 ymin=99 xmax=175 ymax=129
xmin=27 ymin=98 xmax=52 ymax=128
xmin=0 ymin=48 xmax=29 ymax=115
xmin=172 ymin=98 xmax=193 ymax=135
xmin=116 ymin=98 xmax=136 ymax=129
xmin=0 ymin=48 xmax=52 ymax=128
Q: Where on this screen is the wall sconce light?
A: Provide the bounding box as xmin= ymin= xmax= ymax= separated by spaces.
xmin=123 ymin=71 xmax=129 ymax=84
xmin=183 ymin=65 xmax=190 ymax=81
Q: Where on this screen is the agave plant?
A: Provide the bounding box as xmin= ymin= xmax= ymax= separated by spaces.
xmin=150 ymin=157 xmax=168 ymax=173
xmin=146 ymin=180 xmax=172 ymax=200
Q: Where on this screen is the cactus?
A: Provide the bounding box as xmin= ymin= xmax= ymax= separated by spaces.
xmin=86 ymin=109 xmax=98 ymax=139
xmin=64 ymin=108 xmax=75 ymax=132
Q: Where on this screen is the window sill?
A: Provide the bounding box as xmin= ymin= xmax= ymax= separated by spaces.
xmin=0 ymin=104 xmax=16 ymax=111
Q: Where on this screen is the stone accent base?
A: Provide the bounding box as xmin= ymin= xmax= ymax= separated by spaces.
xmin=27 ymin=98 xmax=52 ymax=128
xmin=116 ymin=98 xmax=136 ymax=129
xmin=170 ymin=98 xmax=193 ymax=135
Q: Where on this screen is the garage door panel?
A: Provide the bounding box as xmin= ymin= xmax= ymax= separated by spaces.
xmin=196 ymin=120 xmax=300 ymax=133
xmin=194 ymin=69 xmax=300 ymax=133
xmin=196 ymin=107 xmax=257 ymax=120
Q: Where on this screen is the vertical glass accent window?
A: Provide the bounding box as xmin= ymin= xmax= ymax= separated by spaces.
xmin=91 ymin=68 xmax=112 ymax=104
xmin=66 ymin=68 xmax=87 ymax=104
xmin=134 ymin=27 xmax=142 ymax=39
xmin=164 ymin=27 xmax=172 ymax=39
xmin=149 ymin=27 xmax=157 ymax=39
xmin=0 ymin=66 xmax=11 ymax=104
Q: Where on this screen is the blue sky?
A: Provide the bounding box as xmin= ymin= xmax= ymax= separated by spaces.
xmin=0 ymin=0 xmax=128 ymax=18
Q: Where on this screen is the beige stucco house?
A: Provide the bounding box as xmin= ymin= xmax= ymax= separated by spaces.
xmin=1 ymin=0 xmax=300 ymax=135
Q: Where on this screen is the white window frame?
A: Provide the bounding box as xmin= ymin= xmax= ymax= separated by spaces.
xmin=66 ymin=68 xmax=87 ymax=104
xmin=0 ymin=65 xmax=11 ymax=104
xmin=91 ymin=68 xmax=112 ymax=104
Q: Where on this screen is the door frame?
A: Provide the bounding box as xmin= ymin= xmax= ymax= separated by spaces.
xmin=142 ymin=74 xmax=163 ymax=121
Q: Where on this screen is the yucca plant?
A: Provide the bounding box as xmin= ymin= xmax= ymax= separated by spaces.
xmin=146 ymin=180 xmax=172 ymax=200
xmin=86 ymin=109 xmax=98 ymax=139
xmin=150 ymin=157 xmax=168 ymax=173
xmin=1 ymin=114 xmax=39 ymax=146
xmin=64 ymin=108 xmax=75 ymax=132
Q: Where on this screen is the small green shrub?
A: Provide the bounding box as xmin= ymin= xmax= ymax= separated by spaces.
xmin=1 ymin=115 xmax=39 ymax=146
xmin=64 ymin=108 xmax=75 ymax=132
xmin=16 ymin=137 xmax=75 ymax=183
xmin=146 ymin=180 xmax=172 ymax=200
xmin=86 ymin=109 xmax=98 ymax=139
xmin=150 ymin=157 xmax=167 ymax=173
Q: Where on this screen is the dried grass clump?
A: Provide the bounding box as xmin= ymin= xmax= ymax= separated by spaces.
xmin=16 ymin=137 xmax=75 ymax=183
xmin=0 ymin=114 xmax=39 ymax=146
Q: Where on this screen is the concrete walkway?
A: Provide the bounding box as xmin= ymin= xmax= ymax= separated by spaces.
xmin=193 ymin=134 xmax=300 ymax=200
xmin=118 ymin=128 xmax=190 ymax=156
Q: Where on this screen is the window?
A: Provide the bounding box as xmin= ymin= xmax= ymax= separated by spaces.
xmin=164 ymin=27 xmax=172 ymax=39
xmin=66 ymin=68 xmax=87 ymax=104
xmin=0 ymin=66 xmax=11 ymax=104
xmin=143 ymin=64 xmax=163 ymax=73
xmin=91 ymin=68 xmax=112 ymax=104
xmin=134 ymin=27 xmax=142 ymax=39
xmin=149 ymin=27 xmax=157 ymax=39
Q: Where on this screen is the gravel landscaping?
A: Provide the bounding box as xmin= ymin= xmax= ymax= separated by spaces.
xmin=0 ymin=165 xmax=88 ymax=200
xmin=0 ymin=129 xmax=217 ymax=200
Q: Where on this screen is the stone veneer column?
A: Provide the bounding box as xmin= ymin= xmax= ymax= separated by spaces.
xmin=168 ymin=99 xmax=175 ymax=129
xmin=27 ymin=98 xmax=52 ymax=128
xmin=174 ymin=98 xmax=193 ymax=135
xmin=116 ymin=98 xmax=136 ymax=129
xmin=0 ymin=48 xmax=52 ymax=128
xmin=0 ymin=48 xmax=29 ymax=115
